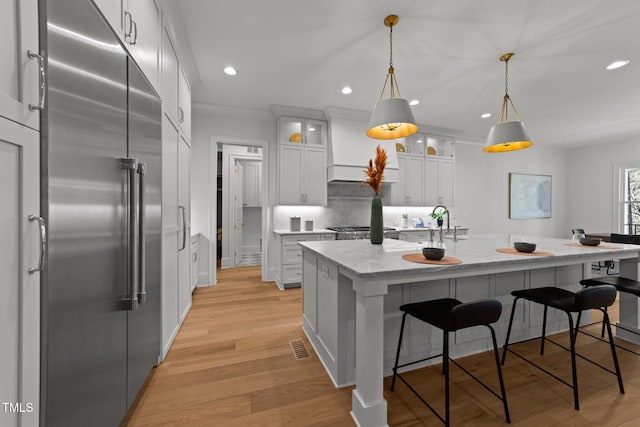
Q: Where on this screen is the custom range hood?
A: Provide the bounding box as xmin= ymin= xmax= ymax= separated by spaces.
xmin=325 ymin=107 xmax=400 ymax=182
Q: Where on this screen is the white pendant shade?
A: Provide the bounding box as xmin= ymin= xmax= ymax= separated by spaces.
xmin=483 ymin=120 xmax=532 ymax=153
xmin=367 ymin=98 xmax=418 ymax=139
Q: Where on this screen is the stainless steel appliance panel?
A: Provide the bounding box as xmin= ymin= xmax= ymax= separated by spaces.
xmin=44 ymin=1 xmax=128 ymax=425
xmin=126 ymin=57 xmax=162 ymax=407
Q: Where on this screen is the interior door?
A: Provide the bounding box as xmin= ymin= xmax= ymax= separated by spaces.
xmin=234 ymin=160 xmax=244 ymax=266
xmin=0 ymin=119 xmax=40 ymax=427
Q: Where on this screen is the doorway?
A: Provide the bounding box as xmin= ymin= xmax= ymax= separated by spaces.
xmin=217 ymin=144 xmax=264 ymax=269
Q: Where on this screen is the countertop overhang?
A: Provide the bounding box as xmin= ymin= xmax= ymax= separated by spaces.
xmin=299 ymin=234 xmax=640 ymax=281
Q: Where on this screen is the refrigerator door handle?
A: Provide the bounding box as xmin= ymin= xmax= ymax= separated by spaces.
xmin=121 ymin=158 xmax=139 ymax=311
xmin=28 ymin=215 xmax=46 ymax=273
xmin=178 ymin=205 xmax=187 ymax=251
xmin=137 ymin=162 xmax=147 ymax=304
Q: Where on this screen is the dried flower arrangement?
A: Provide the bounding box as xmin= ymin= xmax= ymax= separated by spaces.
xmin=363 ymin=145 xmax=387 ymax=194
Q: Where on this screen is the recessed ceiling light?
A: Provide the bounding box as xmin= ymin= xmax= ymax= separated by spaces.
xmin=341 ymin=86 xmax=352 ymax=95
xmin=606 ymin=60 xmax=630 ymax=70
xmin=223 ymin=66 xmax=237 ymax=76
xmin=481 ymin=113 xmax=492 ymax=119
xmin=409 ymin=99 xmax=420 ymax=106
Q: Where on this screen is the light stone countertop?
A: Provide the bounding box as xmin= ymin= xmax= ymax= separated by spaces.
xmin=299 ymin=233 xmax=640 ymax=278
xmin=273 ymin=229 xmax=337 ymax=235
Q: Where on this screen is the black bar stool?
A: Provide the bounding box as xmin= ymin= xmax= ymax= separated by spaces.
xmin=390 ymin=298 xmax=510 ymax=426
xmin=501 ymin=285 xmax=624 ymax=410
xmin=580 ymin=276 xmax=640 ymax=354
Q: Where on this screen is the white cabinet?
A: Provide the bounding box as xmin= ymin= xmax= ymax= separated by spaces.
xmin=178 ymin=68 xmax=191 ymax=140
xmin=0 ymin=0 xmax=40 ymax=130
xmin=161 ymin=28 xmax=179 ymax=124
xmin=242 ymin=160 xmax=262 ymax=207
xmin=275 ymin=233 xmax=335 ymax=289
xmin=392 ymin=154 xmax=424 ymax=206
xmin=424 ymin=157 xmax=455 ymax=206
xmin=0 ymin=119 xmax=40 ymax=427
xmin=160 ymin=115 xmax=191 ymax=358
xmin=92 ymin=0 xmax=160 ymax=91
xmin=160 ymin=27 xmax=191 ymax=141
xmin=390 ymin=134 xmax=455 ymax=207
xmin=277 ymin=117 xmax=327 ymax=205
xmin=126 ymin=0 xmax=161 ymax=90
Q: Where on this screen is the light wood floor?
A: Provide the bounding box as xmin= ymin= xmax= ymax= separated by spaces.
xmin=124 ymin=266 xmax=640 ymax=426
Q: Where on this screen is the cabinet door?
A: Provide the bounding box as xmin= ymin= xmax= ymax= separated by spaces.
xmin=161 ymin=28 xmax=179 ymax=123
xmin=280 ymin=117 xmax=302 ymax=144
xmin=405 ymin=156 xmax=423 ymax=206
xmin=92 ymin=0 xmax=124 ymax=41
xmin=0 ymin=119 xmax=40 ymax=427
xmin=243 ymin=160 xmax=261 ymax=207
xmin=423 ymin=157 xmax=439 ymax=205
xmin=161 ymin=115 xmax=178 ymax=355
xmin=390 ymin=156 xmax=407 ymax=205
xmin=304 ymin=147 xmax=327 ymax=206
xmin=127 ymin=0 xmax=160 ymax=91
xmin=177 ymin=135 xmax=191 ymax=319
xmin=0 ymin=0 xmax=39 ymax=130
xmin=439 ymin=159 xmax=455 ymax=206
xmin=178 ymin=67 xmax=191 ymax=140
xmin=304 ymin=119 xmax=326 ymax=146
xmin=279 ymin=145 xmax=303 ymax=204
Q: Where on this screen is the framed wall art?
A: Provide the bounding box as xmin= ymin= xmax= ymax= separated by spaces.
xmin=509 ymin=173 xmax=552 ymax=219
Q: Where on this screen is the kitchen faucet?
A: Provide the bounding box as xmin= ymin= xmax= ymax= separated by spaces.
xmin=432 ymin=205 xmax=449 ymax=243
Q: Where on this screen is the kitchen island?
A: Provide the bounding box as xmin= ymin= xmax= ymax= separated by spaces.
xmin=299 ymin=234 xmax=640 ymax=427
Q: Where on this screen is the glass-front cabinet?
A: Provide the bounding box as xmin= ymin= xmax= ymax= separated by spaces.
xmin=277 ymin=116 xmax=327 ymax=205
xmin=390 ymin=132 xmax=456 ymax=206
xmin=279 ymin=117 xmax=327 ymax=146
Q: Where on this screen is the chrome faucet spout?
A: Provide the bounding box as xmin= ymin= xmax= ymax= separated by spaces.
xmin=431 ymin=205 xmax=450 ymax=231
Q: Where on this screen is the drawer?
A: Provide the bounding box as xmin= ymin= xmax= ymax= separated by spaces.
xmin=283 ymin=264 xmax=302 ymax=283
xmin=282 ymin=234 xmax=321 ymax=245
xmin=283 ymin=245 xmax=302 ymax=264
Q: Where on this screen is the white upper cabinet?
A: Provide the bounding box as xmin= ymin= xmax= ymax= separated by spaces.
xmin=161 ymin=28 xmax=179 ymax=121
xmin=178 ymin=67 xmax=191 ymax=140
xmin=0 ymin=0 xmax=40 ymax=130
xmin=160 ymin=26 xmax=191 ymax=141
xmin=92 ymin=0 xmax=160 ymax=91
xmin=277 ymin=116 xmax=327 ymax=206
xmin=125 ymin=0 xmax=161 ymax=90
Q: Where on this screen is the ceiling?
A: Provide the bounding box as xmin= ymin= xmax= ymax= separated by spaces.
xmin=173 ymin=0 xmax=640 ymax=149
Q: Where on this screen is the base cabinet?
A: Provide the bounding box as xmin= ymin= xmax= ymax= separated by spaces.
xmin=274 ymin=232 xmax=335 ymax=289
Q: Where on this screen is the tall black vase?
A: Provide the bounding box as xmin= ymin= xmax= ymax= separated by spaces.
xmin=370 ymin=192 xmax=383 ymax=244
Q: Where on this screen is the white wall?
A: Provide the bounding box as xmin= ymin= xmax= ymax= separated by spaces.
xmin=191 ymin=105 xmax=276 ymax=283
xmin=567 ymin=136 xmax=640 ymax=233
xmin=454 ymin=142 xmax=570 ymax=238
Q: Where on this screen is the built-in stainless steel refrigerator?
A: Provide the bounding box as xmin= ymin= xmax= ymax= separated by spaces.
xmin=40 ymin=0 xmax=161 ymax=425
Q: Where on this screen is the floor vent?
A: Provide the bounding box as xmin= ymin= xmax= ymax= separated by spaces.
xmin=289 ymin=339 xmax=310 ymax=360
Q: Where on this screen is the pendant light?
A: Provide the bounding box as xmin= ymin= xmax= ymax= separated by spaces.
xmin=484 ymin=53 xmax=533 ymax=152
xmin=367 ymin=15 xmax=418 ymax=140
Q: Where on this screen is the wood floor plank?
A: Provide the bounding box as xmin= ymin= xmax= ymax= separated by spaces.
xmin=124 ymin=266 xmax=640 ymax=426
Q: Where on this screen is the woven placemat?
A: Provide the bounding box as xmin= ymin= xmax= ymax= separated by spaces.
xmin=564 ymin=242 xmax=619 ymax=250
xmin=496 ymin=248 xmax=554 ymax=257
xmin=402 ymin=253 xmax=463 ymax=265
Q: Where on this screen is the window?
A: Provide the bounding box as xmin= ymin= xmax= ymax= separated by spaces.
xmin=616 ymin=163 xmax=640 ymax=234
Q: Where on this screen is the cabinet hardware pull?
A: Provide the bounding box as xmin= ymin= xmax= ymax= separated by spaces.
xmin=124 ymin=11 xmax=133 ymax=39
xmin=178 ymin=106 xmax=184 ymax=123
xmin=131 ymin=19 xmax=138 ymax=45
xmin=28 ymin=215 xmax=46 ymax=274
xmin=28 ymin=50 xmax=46 ymax=111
